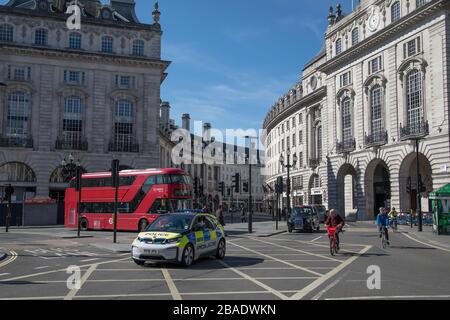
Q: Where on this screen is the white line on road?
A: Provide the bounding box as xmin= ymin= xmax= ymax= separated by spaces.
xmin=289 ymin=245 xmax=372 ymax=300
xmin=311 ymin=272 xmax=348 ymax=300
xmin=401 ymin=233 xmax=450 ymax=253
xmin=229 ymin=242 xmax=324 ymax=277
xmin=80 ymin=258 xmax=101 ymax=262
xmin=0 ymin=250 xmax=18 ymax=269
xmin=34 ymin=266 xmax=50 ymax=270
xmin=311 ymin=236 xmax=322 ymax=242
xmin=0 ymin=273 xmax=10 ymax=277
xmin=161 ymin=268 xmax=181 ymax=300
xmin=64 ymin=264 xmax=98 ymax=300
xmin=217 ymin=259 xmax=288 ymax=300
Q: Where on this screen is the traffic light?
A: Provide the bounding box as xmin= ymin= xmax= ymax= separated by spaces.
xmin=4 ymin=185 xmax=14 ymax=202
xmin=243 ymin=182 xmax=249 ymax=193
xmin=418 ymin=174 xmax=426 ymax=193
xmin=276 ymin=176 xmax=283 ymax=194
xmin=218 ymin=181 xmax=225 ymax=196
xmin=406 ymin=177 xmax=411 ymax=194
xmin=111 ymin=159 xmax=120 ymax=188
xmin=194 ymin=177 xmax=199 ymax=196
xmin=232 ymin=173 xmax=240 ymax=193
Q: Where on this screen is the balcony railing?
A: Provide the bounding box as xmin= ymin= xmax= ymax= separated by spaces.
xmin=108 ymin=140 xmax=139 ymax=153
xmin=337 ymin=138 xmax=356 ymax=154
xmin=55 ymin=137 xmax=88 ymax=151
xmin=0 ymin=135 xmax=33 ymax=148
xmin=365 ymin=130 xmax=388 ymax=148
xmin=309 ymin=158 xmax=320 ymax=168
xmin=400 ymin=119 xmax=429 ymax=141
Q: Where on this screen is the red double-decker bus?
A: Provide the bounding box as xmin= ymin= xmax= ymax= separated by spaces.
xmin=64 ymin=168 xmax=193 ymax=232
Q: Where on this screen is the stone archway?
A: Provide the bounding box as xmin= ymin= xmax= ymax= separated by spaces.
xmin=399 ymin=152 xmax=433 ymax=213
xmin=336 ymin=163 xmax=357 ymax=218
xmin=364 ymin=159 xmax=391 ymax=220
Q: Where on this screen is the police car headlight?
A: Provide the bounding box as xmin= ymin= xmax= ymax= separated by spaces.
xmin=165 ymin=237 xmax=182 ymax=244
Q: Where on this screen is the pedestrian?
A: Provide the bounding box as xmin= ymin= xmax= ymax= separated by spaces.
xmin=240 ymin=205 xmax=247 ymax=223
xmin=216 ymin=204 xmax=225 ymax=226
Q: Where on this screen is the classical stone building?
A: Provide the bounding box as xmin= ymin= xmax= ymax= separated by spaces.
xmin=0 ymin=0 xmax=169 ymax=204
xmin=263 ymin=0 xmax=450 ymax=220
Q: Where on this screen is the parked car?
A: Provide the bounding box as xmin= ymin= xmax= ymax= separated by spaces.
xmin=287 ymin=206 xmax=320 ymax=233
xmin=311 ymin=205 xmax=327 ymax=223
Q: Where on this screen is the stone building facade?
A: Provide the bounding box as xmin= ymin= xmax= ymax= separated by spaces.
xmin=0 ymin=0 xmax=169 ymax=202
xmin=263 ymin=0 xmax=450 ymax=220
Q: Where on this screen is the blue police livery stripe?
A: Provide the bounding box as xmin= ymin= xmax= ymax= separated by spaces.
xmin=187 ymin=233 xmax=196 ymax=244
xmin=216 ymin=228 xmax=222 ymax=238
xmin=203 ymin=229 xmax=211 ymax=242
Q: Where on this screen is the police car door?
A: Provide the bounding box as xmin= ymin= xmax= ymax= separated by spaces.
xmin=192 ymin=216 xmax=206 ymax=257
xmin=203 ymin=216 xmax=218 ymax=254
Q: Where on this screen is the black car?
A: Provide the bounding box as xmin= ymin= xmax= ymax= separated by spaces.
xmin=287 ymin=206 xmax=320 ymax=233
xmin=312 ymin=205 xmax=327 ymax=223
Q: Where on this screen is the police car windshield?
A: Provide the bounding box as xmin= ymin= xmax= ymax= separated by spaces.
xmin=146 ymin=215 xmax=194 ymax=233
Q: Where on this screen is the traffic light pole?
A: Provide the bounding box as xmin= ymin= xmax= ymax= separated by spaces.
xmin=415 ymin=139 xmax=423 ymax=232
xmin=76 ymin=167 xmax=82 ymax=238
xmin=248 ymin=161 xmax=253 ymax=234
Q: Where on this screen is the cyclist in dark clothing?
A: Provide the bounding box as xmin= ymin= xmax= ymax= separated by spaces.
xmin=325 ymin=209 xmax=345 ymax=249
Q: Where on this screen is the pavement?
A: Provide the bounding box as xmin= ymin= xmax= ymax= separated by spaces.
xmin=224 ymin=220 xmax=287 ymax=237
xmin=1 ymin=222 xmax=450 ymax=300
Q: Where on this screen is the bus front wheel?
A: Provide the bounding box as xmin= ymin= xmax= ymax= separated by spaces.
xmin=138 ymin=219 xmax=148 ymax=232
xmin=80 ymin=218 xmax=88 ymax=231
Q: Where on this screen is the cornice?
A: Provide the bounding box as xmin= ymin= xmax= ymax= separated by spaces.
xmin=319 ymin=0 xmax=447 ymax=73
xmin=0 ymin=43 xmax=171 ymax=71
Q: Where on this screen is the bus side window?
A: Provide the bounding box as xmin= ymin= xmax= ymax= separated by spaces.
xmin=143 ymin=175 xmax=156 ymax=193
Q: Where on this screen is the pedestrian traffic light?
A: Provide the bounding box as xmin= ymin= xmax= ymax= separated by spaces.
xmin=243 ymin=182 xmax=249 ymax=193
xmin=232 ymin=173 xmax=240 ymax=193
xmin=406 ymin=177 xmax=411 ymax=194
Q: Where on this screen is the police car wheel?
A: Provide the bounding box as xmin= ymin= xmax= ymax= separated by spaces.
xmin=80 ymin=218 xmax=88 ymax=231
xmin=181 ymin=244 xmax=194 ymax=267
xmin=216 ymin=239 xmax=226 ymax=259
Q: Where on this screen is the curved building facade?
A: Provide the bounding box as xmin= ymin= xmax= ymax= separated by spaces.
xmin=263 ymin=0 xmax=450 ymax=220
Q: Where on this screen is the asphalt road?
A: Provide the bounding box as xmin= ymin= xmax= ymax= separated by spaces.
xmin=0 ymin=223 xmax=449 ymax=300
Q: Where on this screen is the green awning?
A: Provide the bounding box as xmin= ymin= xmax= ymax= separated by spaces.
xmin=430 ymin=184 xmax=450 ymax=199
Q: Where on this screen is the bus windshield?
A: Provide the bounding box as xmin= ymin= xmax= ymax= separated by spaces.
xmin=146 ymin=215 xmax=194 ymax=233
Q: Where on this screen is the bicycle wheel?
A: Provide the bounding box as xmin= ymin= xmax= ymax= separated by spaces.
xmin=330 ymin=237 xmax=336 ymax=256
xmin=381 ymin=231 xmax=387 ymax=249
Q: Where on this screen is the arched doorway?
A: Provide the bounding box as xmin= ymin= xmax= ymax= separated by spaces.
xmin=364 ymin=159 xmax=391 ymax=220
xmin=308 ymin=173 xmax=322 ymax=205
xmin=336 ymin=163 xmax=357 ymax=218
xmin=399 ymin=153 xmax=433 ymax=213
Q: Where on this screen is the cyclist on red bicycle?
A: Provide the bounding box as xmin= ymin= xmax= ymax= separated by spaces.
xmin=325 ymin=209 xmax=345 ymax=249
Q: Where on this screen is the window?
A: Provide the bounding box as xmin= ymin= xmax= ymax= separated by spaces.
xmin=101 ymin=36 xmax=114 ymax=53
xmin=64 ymin=70 xmax=86 ymax=85
xmin=69 ymin=32 xmax=82 ymax=49
xmin=299 ymin=113 xmax=303 ymax=124
xmin=335 ymin=38 xmax=342 ymax=55
xmin=62 ymin=96 xmax=83 ymax=149
xmin=416 ymin=0 xmax=429 ymax=7
xmin=115 ymin=75 xmax=135 ymax=89
xmin=341 ymin=97 xmax=352 ymax=144
xmin=0 ymin=24 xmax=13 ymax=42
xmin=286 ymin=136 xmax=290 ymax=149
xmin=35 ymin=28 xmax=48 ymax=46
xmin=299 ymin=130 xmax=303 ymax=144
xmin=7 ymin=65 xmax=31 ymax=82
xmin=6 ymin=91 xmax=29 ymax=138
xmin=132 ymin=39 xmax=145 ymax=56
xmin=292 ymin=133 xmax=296 ymax=147
xmin=113 ymin=99 xmax=134 ymax=151
xmin=369 ymin=56 xmax=382 ymax=74
xmin=370 ymin=85 xmax=383 ymax=135
xmin=404 ymin=37 xmax=421 ymax=58
xmin=406 ymin=69 xmax=424 ymax=131
xmin=340 ymin=71 xmax=352 ymax=87
xmin=391 ymin=1 xmax=401 ymax=22
xmin=299 ymin=152 xmax=303 ymax=168
xmin=351 ymin=28 xmax=359 ymax=46
xmin=292 ymin=117 xmax=295 ymax=128
xmin=286 ymin=120 xmax=290 ymax=131
xmin=317 ymin=126 xmax=322 ymax=160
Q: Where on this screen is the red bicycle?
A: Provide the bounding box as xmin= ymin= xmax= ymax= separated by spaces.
xmin=327 ymin=227 xmax=339 ymax=256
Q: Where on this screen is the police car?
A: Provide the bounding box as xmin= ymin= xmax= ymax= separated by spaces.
xmin=131 ymin=213 xmax=226 ymax=267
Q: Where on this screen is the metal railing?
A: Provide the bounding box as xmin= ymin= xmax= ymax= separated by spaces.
xmin=55 ymin=137 xmax=88 ymax=151
xmin=400 ymin=119 xmax=429 ymax=141
xmin=108 ymin=140 xmax=139 ymax=153
xmin=309 ymin=158 xmax=320 ymax=168
xmin=364 ymin=130 xmax=388 ymax=148
xmin=0 ymin=135 xmax=33 ymax=148
xmin=336 ymin=138 xmax=356 ymax=154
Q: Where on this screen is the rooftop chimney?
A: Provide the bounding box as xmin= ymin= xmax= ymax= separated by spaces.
xmin=182 ymin=114 xmax=191 ymax=132
xmin=203 ymin=123 xmax=212 ymax=142
xmin=160 ymin=101 xmax=170 ymax=129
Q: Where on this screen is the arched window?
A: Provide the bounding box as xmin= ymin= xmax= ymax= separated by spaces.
xmin=391 ymin=1 xmax=401 ymax=22
xmin=341 ymin=97 xmax=352 ymax=144
xmin=132 ymin=40 xmax=144 ymax=56
xmin=101 ymin=36 xmax=114 ymax=53
xmin=316 ymin=125 xmax=322 ymax=161
xmin=6 ymin=91 xmax=29 ymax=138
xmin=62 ymin=96 xmax=84 ymax=149
xmin=406 ymin=69 xmax=424 ymax=132
xmin=69 ymin=32 xmax=82 ymax=49
xmin=0 ymin=24 xmax=13 ymax=42
xmin=335 ymin=38 xmax=342 ymax=55
xmin=35 ymin=28 xmax=48 ymax=45
xmin=113 ymin=99 xmax=135 ymax=151
xmin=351 ymin=28 xmax=359 ymax=46
xmin=0 ymin=162 xmax=36 ymax=183
xmin=370 ymin=85 xmax=383 ymax=135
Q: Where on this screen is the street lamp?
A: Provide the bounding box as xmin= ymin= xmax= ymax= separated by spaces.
xmin=61 ymin=153 xmax=82 ymax=237
xmin=279 ymin=148 xmax=297 ymax=219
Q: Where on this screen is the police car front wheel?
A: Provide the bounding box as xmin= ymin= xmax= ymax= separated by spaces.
xmin=181 ymin=244 xmax=194 ymax=267
xmin=216 ymin=239 xmax=226 ymax=259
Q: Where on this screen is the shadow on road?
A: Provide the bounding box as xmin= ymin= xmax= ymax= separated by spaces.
xmin=141 ymin=256 xmax=265 ymax=270
xmin=388 ymin=246 xmax=436 ymax=250
xmin=0 ymin=280 xmax=42 ymax=285
xmin=339 ymin=252 xmax=390 ymax=258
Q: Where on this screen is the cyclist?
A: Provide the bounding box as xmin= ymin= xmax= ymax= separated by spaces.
xmin=389 ymin=207 xmax=398 ymax=231
xmin=376 ymin=207 xmax=390 ymax=245
xmin=325 ymin=209 xmax=345 ymax=249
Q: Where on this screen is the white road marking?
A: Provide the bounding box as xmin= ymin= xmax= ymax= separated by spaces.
xmin=311 ymin=272 xmax=348 ymax=300
xmin=247 ymin=237 xmax=343 ymax=263
xmin=80 ymin=258 xmax=100 ymax=262
xmin=64 ymin=264 xmax=98 ymax=300
xmin=328 ymin=295 xmax=450 ymax=300
xmin=289 ymin=245 xmax=372 ymax=300
xmin=161 ymin=268 xmax=181 ymax=300
xmin=0 ymin=251 xmax=18 ymax=269
xmin=229 ymin=242 xmax=324 ymax=277
xmin=401 ymin=233 xmax=450 ymax=253
xmin=0 ymin=273 xmax=11 ymax=277
xmin=217 ymin=259 xmax=288 ymax=300
xmin=34 ymin=266 xmax=49 ymax=270
xmin=311 ymin=236 xmax=322 ymax=242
